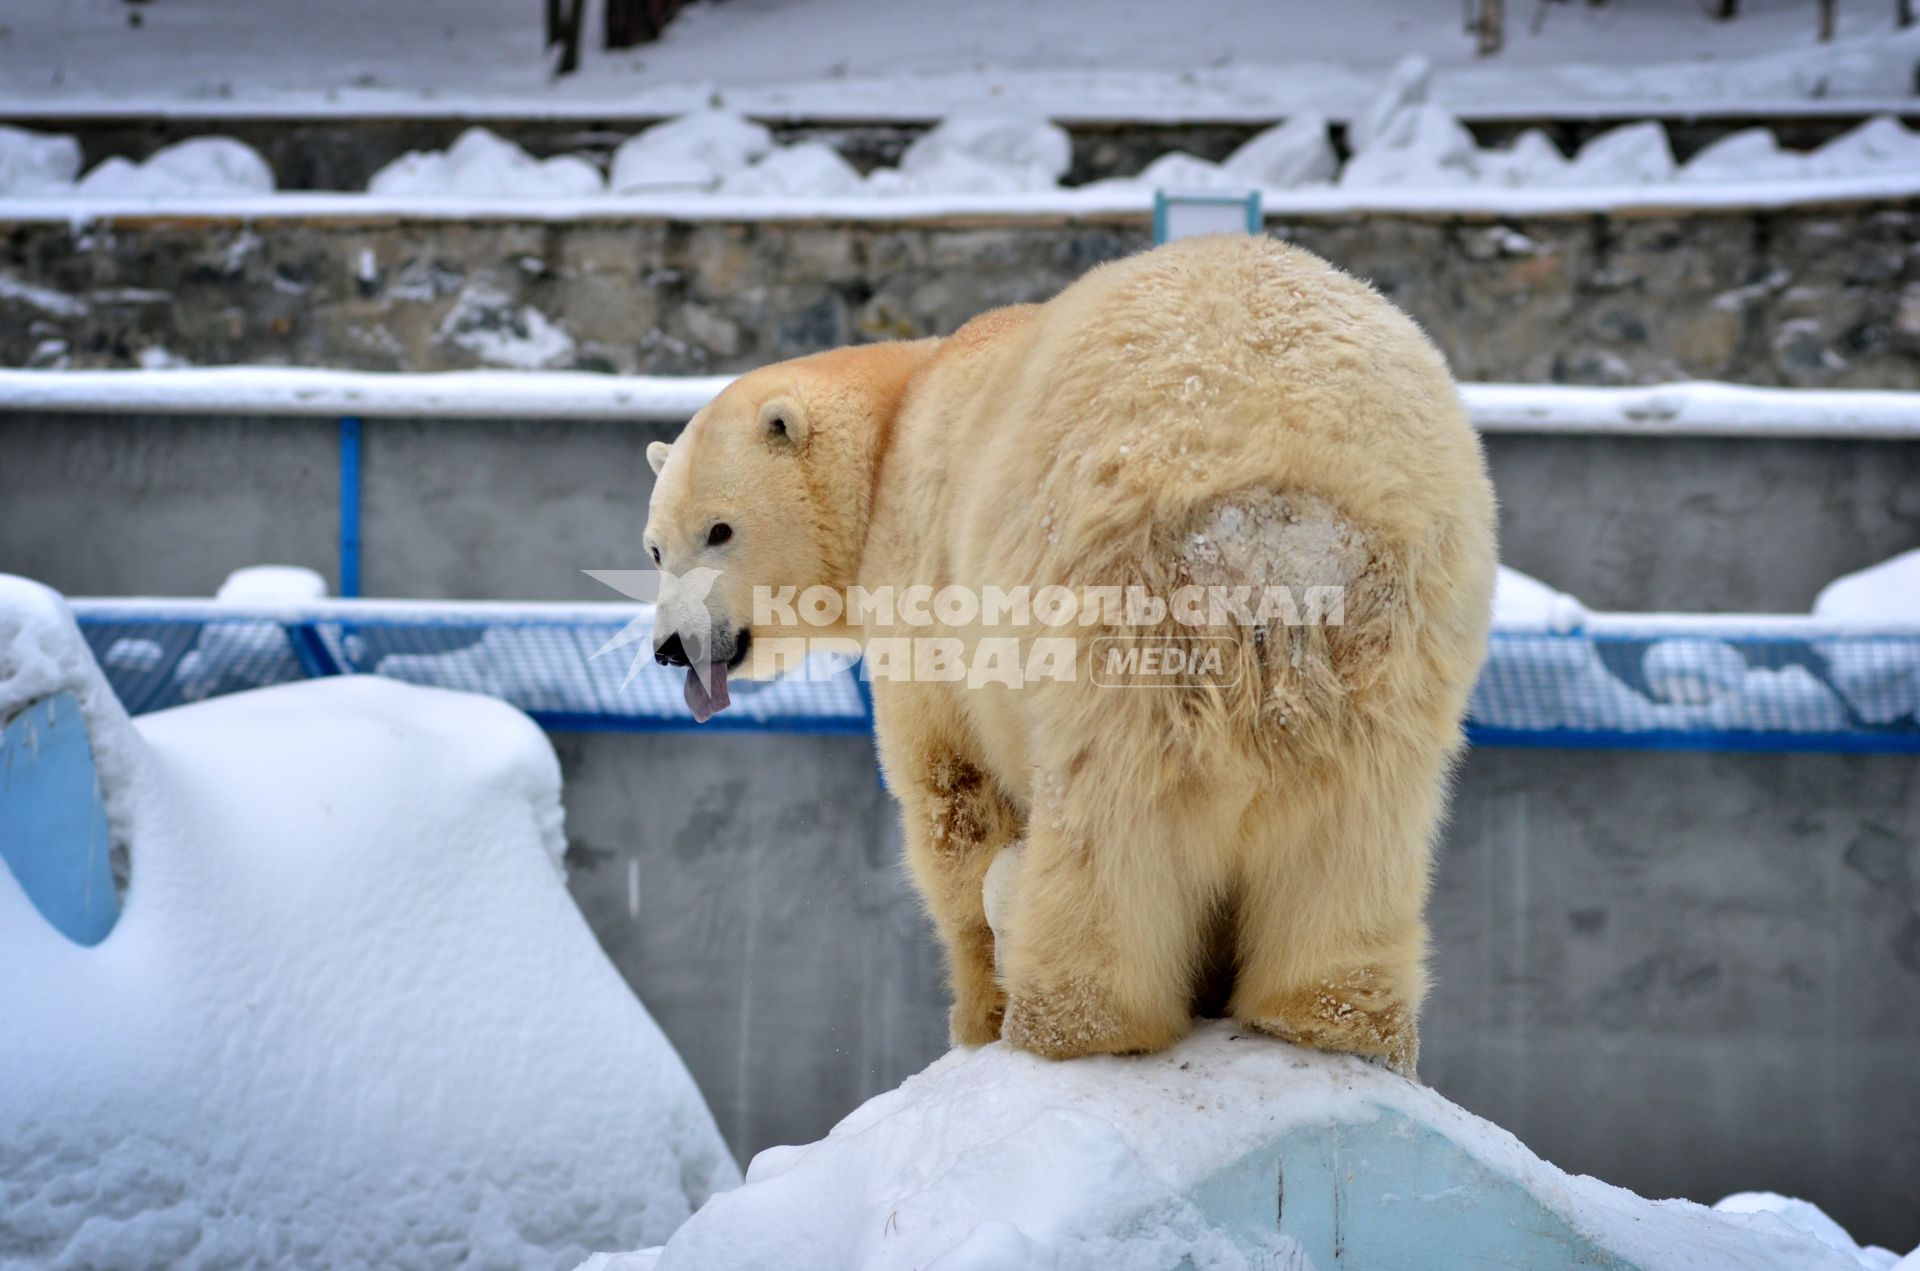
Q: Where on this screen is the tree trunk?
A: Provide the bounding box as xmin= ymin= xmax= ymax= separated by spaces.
xmin=552 ymin=0 xmax=586 ymax=75
xmin=1714 ymin=0 xmax=1738 ymax=18
xmin=606 ymin=0 xmax=693 ymax=49
xmin=1899 ymin=0 xmax=1915 ymax=30
xmin=1817 ymin=0 xmax=1835 ymax=41
xmin=1476 ymin=0 xmax=1504 ymax=56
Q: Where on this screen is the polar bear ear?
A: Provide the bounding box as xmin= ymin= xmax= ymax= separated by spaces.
xmin=646 ymin=441 xmax=672 ymax=475
xmin=758 ymin=397 xmax=808 ymax=449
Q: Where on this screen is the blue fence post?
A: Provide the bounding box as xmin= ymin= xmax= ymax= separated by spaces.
xmin=339 ymin=415 xmax=363 ymax=599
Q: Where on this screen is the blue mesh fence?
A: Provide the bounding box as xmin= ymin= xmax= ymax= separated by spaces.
xmin=74 ymin=605 xmax=871 ymax=735
xmin=71 ymin=604 xmax=1920 ymax=751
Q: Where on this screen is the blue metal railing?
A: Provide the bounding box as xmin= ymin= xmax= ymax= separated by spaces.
xmin=67 ymin=601 xmax=1920 ymax=752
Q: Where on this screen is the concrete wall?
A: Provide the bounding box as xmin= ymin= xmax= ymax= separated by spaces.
xmin=551 ymin=730 xmax=1920 ymax=1251
xmin=6 ymin=202 xmax=1920 ymax=387
xmin=5 ymin=412 xmax=1919 ymax=612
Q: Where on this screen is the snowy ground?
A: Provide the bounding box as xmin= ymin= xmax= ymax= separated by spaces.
xmin=1 ymin=0 xmax=1916 ymax=120
xmin=0 ymin=575 xmax=740 ymax=1269
xmin=579 ymin=1022 xmax=1915 ymax=1271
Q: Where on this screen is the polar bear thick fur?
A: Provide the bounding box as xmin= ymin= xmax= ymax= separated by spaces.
xmin=644 ymin=235 xmax=1496 ymax=1076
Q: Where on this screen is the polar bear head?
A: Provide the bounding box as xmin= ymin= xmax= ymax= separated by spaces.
xmin=644 ymin=340 xmax=935 ymax=721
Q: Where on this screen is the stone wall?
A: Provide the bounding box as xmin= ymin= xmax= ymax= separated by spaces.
xmin=5 ymin=199 xmax=1919 ymax=386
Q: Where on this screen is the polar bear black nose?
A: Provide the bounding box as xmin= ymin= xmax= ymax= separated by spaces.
xmin=654 ymin=632 xmax=691 ymax=668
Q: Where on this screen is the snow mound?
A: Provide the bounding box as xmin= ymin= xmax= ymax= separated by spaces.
xmin=1808 ymin=116 xmax=1920 ymax=179
xmin=610 ymin=110 xmax=774 ymax=193
xmin=1560 ymin=121 xmax=1677 ymax=187
xmin=1715 ymin=1194 xmax=1906 ymax=1269
xmin=1812 ymin=549 xmax=1920 ymax=725
xmin=76 ymin=137 xmax=275 ymax=199
xmin=1680 ymin=126 xmax=1807 ymax=184
xmin=0 ymin=576 xmax=740 ymax=1267
xmin=369 ymin=125 xmax=604 ymax=199
xmin=1815 ymin=548 xmax=1920 ymax=625
xmin=598 ymin=1023 xmax=1878 ymax=1271
xmin=1492 ymin=565 xmax=1588 ymax=632
xmin=883 ymin=114 xmax=1072 ymax=194
xmin=0 ymin=125 xmax=81 ymax=196
xmin=719 ymin=141 xmax=863 ymax=197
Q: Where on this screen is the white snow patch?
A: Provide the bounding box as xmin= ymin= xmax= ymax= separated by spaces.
xmin=0 ymin=576 xmax=740 ymax=1267
xmin=1812 ymin=549 xmax=1920 ymax=725
xmin=75 ymin=136 xmax=275 ymax=199
xmin=719 ymin=141 xmax=863 ymax=198
xmin=880 ymin=114 xmax=1073 ymax=194
xmin=1814 ymin=549 xmax=1920 ymax=627
xmin=1715 ymin=1193 xmax=1906 ymax=1269
xmin=603 ymin=1023 xmax=1876 ymax=1271
xmin=609 ymin=110 xmax=774 ymax=194
xmin=0 ymin=124 xmax=81 ymax=195
xmin=1493 ymin=566 xmax=1588 ymax=633
xmin=437 ymin=283 xmax=577 ymax=370
xmin=369 ymin=125 xmax=604 ymax=199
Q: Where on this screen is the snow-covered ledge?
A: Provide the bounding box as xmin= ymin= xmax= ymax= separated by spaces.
xmin=0 ymin=172 xmax=1917 ymax=226
xmin=3 ymin=367 xmax=1919 ymax=438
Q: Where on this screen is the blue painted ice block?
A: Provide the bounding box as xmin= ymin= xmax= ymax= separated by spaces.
xmin=1189 ymin=1107 xmax=1635 ymax=1269
xmin=0 ymin=692 xmax=119 ymax=944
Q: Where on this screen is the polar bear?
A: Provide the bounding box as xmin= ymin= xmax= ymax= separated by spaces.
xmin=644 ymin=235 xmax=1496 ymax=1076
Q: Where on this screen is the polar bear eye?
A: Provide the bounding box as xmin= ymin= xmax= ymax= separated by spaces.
xmin=707 ymin=523 xmax=733 ymax=547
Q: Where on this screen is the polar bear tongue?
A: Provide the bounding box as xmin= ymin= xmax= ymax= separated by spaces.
xmin=683 ymin=661 xmax=731 ymax=723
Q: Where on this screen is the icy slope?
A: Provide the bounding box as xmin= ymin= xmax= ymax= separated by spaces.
xmin=590 ymin=1022 xmax=1882 ymax=1271
xmin=0 ymin=576 xmax=740 ymax=1270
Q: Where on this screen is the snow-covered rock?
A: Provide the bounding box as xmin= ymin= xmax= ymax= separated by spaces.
xmin=1493 ymin=566 xmax=1588 ymax=633
xmin=1221 ymin=112 xmax=1336 ymax=188
xmin=370 ymin=126 xmax=604 ymax=199
xmin=1477 ymin=128 xmax=1573 ymax=188
xmin=594 ymin=1023 xmax=1876 ymax=1271
xmin=718 ymin=141 xmax=863 ymax=197
xmin=1130 ymin=149 xmax=1244 ymax=191
xmin=1815 ymin=549 xmax=1920 ymax=625
xmin=610 ymin=110 xmax=774 ymax=193
xmin=0 ymin=574 xmax=740 ymax=1268
xmin=0 ymin=125 xmax=82 ymax=196
xmin=76 ymin=136 xmax=275 ymax=199
xmin=1340 ymin=102 xmax=1480 ymax=189
xmin=1347 ymin=54 xmax=1433 ymax=155
xmin=887 ymin=114 xmax=1072 ymax=194
xmin=1557 ymin=121 xmax=1676 ymax=188
xmin=1812 ymin=549 xmax=1920 ymax=725
xmin=1808 ymin=116 xmax=1920 ymax=179
xmin=1679 ymin=127 xmax=1807 ymax=184
xmin=214 ymin=564 xmax=329 ymax=603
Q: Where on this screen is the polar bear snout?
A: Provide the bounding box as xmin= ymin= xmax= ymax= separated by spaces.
xmin=651 ymin=624 xmax=749 ymax=670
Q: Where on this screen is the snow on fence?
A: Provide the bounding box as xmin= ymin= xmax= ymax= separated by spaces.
xmin=65 ymin=598 xmax=1920 ymax=752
